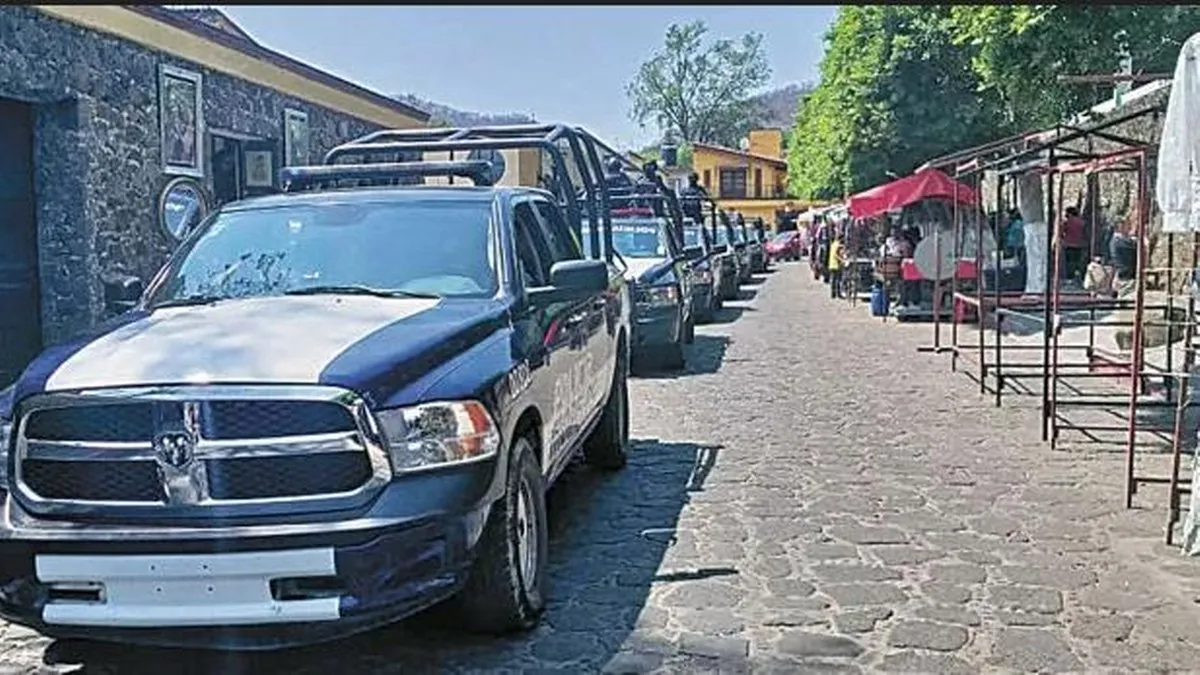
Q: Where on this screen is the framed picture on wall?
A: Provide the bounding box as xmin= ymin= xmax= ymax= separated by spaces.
xmin=243 ymin=149 xmax=274 ymax=188
xmin=283 ymin=108 xmax=310 ymax=167
xmin=159 ymin=65 xmax=204 ymax=177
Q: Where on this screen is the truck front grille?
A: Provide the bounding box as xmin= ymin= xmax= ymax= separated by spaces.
xmin=24 ymin=400 xmax=356 ymax=442
xmin=22 ymin=459 xmax=162 ymax=502
xmin=12 ymin=386 xmax=390 ymax=513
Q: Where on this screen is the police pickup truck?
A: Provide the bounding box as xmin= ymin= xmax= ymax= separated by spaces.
xmin=0 ymin=125 xmax=632 ymax=650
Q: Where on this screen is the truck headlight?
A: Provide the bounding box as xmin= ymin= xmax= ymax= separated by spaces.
xmin=636 ymin=284 xmax=679 ymax=307
xmin=373 ymin=400 xmax=500 ymax=472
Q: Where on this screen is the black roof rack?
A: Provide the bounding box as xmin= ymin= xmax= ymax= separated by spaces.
xmin=581 ymin=130 xmax=687 ymax=251
xmin=323 ymin=123 xmax=614 ymax=261
xmin=279 ymin=160 xmax=496 ymax=192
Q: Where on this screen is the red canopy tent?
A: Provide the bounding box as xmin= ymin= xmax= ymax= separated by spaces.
xmin=847 ymin=168 xmax=978 ymax=220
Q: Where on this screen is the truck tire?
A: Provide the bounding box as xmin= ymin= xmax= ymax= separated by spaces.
xmin=454 ymin=434 xmax=547 ymax=634
xmin=584 ymin=346 xmax=629 ymax=470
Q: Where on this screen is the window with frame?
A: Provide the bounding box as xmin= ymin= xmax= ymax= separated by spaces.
xmin=754 ymin=168 xmax=763 ymax=198
xmin=513 ymin=202 xmax=553 ymax=287
xmin=532 ymin=199 xmax=582 ymax=262
xmin=719 ymin=168 xmax=748 ymax=199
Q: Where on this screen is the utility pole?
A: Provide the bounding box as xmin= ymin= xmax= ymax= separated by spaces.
xmin=1114 ymin=31 xmax=1133 ymax=107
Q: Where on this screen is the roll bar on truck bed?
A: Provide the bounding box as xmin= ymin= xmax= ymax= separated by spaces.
xmin=320 ymin=124 xmax=617 ymax=263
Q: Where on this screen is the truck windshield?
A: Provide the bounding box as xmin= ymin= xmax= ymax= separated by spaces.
xmin=713 ymin=226 xmax=732 ymax=246
xmin=147 ymin=199 xmax=498 ymax=306
xmin=581 ymin=218 xmax=669 ymax=259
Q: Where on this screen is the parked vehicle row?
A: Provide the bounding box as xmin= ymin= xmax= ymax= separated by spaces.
xmin=0 ymin=124 xmax=637 ymax=652
xmin=766 ymin=229 xmax=804 ymax=262
xmin=0 ymin=123 xmax=775 ymax=656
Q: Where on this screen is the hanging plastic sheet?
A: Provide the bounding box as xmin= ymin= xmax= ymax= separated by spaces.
xmin=1156 ymin=32 xmax=1200 ymax=233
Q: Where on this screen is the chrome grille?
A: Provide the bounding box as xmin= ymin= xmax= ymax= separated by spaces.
xmin=13 ymin=385 xmax=392 ymax=515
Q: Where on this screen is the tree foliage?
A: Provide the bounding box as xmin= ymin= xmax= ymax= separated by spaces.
xmin=948 ymin=5 xmax=1200 ymax=128
xmin=788 ymin=6 xmax=1003 ymax=200
xmin=627 ymin=21 xmax=771 ymax=148
xmin=788 ymin=5 xmax=1200 ymax=201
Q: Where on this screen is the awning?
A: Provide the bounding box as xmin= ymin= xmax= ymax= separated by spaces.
xmin=847 ymin=168 xmax=978 ymax=220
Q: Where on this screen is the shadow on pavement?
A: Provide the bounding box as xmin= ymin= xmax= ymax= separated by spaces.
xmin=707 ymin=304 xmax=753 ymax=325
xmin=733 ymin=287 xmax=758 ymax=302
xmin=633 ymin=335 xmax=730 ymax=380
xmin=42 ymin=439 xmax=717 ymax=674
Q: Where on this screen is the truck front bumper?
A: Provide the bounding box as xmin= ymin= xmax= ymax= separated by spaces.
xmin=690 ymin=283 xmax=714 ymax=316
xmin=632 ymin=303 xmax=681 ymax=351
xmin=0 ymin=456 xmax=500 ymax=650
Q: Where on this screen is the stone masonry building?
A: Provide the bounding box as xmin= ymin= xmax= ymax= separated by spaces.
xmin=0 ymin=6 xmax=430 ymax=386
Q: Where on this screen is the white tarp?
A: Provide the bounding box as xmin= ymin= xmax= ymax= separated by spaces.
xmin=1157 ymin=33 xmax=1200 ymax=555
xmin=1016 ymin=173 xmax=1048 ymax=295
xmin=1023 ymin=222 xmax=1048 ymax=295
xmin=1157 ymin=32 xmax=1200 ymax=233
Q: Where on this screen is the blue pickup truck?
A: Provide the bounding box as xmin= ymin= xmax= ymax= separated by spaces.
xmin=0 ymin=125 xmax=632 ymax=650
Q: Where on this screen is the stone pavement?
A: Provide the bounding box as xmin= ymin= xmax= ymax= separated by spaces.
xmin=8 ymin=262 xmax=1200 ymax=673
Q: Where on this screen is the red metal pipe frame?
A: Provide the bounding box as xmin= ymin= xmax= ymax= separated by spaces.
xmin=1049 ymin=160 xmax=1065 ymax=450
xmin=960 ymin=146 xmax=1160 ymax=439
xmin=1166 ymin=231 xmax=1200 ymax=544
xmin=1035 ymin=147 xmax=1161 ymax=499
xmin=1124 ymin=149 xmax=1149 ymax=508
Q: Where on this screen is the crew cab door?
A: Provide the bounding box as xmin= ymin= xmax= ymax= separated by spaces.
xmin=512 ymin=199 xmax=589 ymax=471
xmin=662 ymin=219 xmax=694 ymax=321
xmin=532 ymin=197 xmax=611 ymax=425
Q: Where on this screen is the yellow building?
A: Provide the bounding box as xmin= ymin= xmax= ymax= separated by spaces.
xmin=691 ymin=129 xmax=803 ymax=231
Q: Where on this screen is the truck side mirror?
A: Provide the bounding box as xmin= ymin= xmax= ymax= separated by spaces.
xmin=104 ymin=275 xmax=144 ymax=315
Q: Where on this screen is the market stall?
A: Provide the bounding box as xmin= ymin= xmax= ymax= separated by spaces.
xmin=846 ymin=168 xmax=983 ymax=321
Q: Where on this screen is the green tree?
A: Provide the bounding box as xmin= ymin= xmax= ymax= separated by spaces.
xmin=788 ymin=6 xmax=1004 ymax=200
xmin=627 ymin=21 xmax=771 ymax=148
xmin=948 ymin=5 xmax=1200 ymax=129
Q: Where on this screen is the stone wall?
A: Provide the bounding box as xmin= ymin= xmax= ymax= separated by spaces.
xmin=975 ymin=87 xmax=1171 ymax=272
xmin=0 ymin=7 xmax=383 ymax=344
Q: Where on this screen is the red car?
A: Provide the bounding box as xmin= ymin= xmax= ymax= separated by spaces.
xmin=765 ymin=230 xmax=803 ymax=262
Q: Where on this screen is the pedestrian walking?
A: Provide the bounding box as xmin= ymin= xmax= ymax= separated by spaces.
xmin=1004 ymin=208 xmax=1026 ymax=270
xmin=1060 ymin=206 xmax=1087 ymax=280
xmin=828 ymin=233 xmax=845 ymax=299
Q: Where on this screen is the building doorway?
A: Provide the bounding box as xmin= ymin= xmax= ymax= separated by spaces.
xmin=209 ymin=130 xmax=280 ymax=207
xmin=0 ymin=98 xmax=42 ymax=387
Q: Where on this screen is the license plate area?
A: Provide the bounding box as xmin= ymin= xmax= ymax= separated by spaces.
xmin=35 ymin=548 xmax=341 ymax=627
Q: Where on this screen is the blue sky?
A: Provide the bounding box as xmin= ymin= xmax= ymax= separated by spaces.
xmin=219 ymin=6 xmax=837 ymax=150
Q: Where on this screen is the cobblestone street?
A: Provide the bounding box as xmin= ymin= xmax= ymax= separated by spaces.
xmin=9 ymin=262 xmax=1200 ymax=673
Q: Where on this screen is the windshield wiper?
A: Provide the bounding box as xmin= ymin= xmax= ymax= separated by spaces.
xmin=152 ymin=294 xmax=227 ymax=309
xmin=284 ymin=285 xmax=441 ymax=299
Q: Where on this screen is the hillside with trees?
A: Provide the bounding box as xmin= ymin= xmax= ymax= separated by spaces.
xmin=393 ymin=92 xmax=535 ymax=127
xmin=751 ymin=83 xmax=813 ymax=131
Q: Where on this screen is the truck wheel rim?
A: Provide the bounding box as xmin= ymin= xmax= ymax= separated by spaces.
xmin=516 ymin=478 xmax=538 ymax=587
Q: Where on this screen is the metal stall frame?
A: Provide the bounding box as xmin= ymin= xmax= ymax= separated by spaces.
xmin=937 ymin=128 xmax=1110 ymax=407
xmin=1039 ymin=147 xmax=1191 ymax=511
xmin=932 ymin=108 xmax=1167 ymax=410
xmin=1165 ymin=231 xmax=1200 ymax=544
xmin=937 ymin=107 xmax=1184 ymax=511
